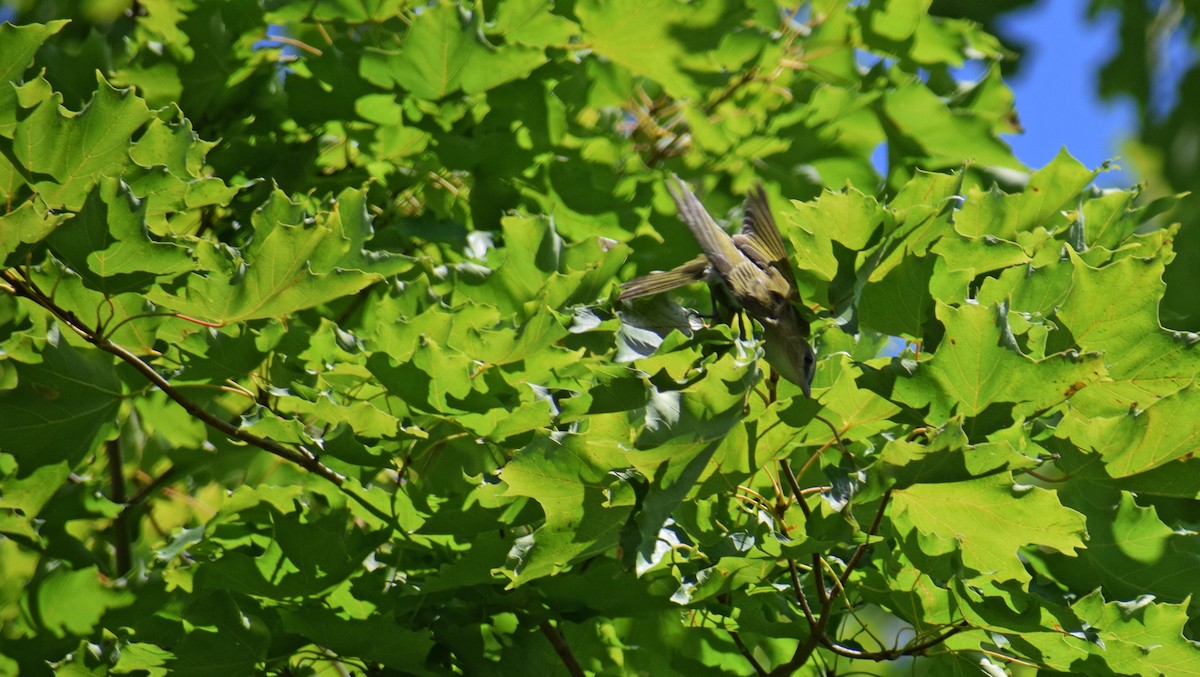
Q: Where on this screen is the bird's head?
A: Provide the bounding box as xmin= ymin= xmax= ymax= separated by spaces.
xmin=760 ymin=313 xmax=816 ymax=398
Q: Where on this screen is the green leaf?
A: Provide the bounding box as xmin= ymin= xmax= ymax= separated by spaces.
xmin=863 ymin=0 xmax=929 ymax=42
xmin=894 ymin=302 xmax=1105 ymax=423
xmin=0 ymin=198 xmax=68 ymax=267
xmin=0 ymin=20 xmax=68 ymax=135
xmin=0 ymin=459 xmax=71 ymax=539
xmin=111 ymin=642 xmax=174 ymax=676
xmin=265 ymin=0 xmax=409 ymax=23
xmin=576 ymin=0 xmax=740 ymax=99
xmin=1060 ymin=386 xmax=1200 ymax=477
xmin=859 ymin=254 xmax=935 ymax=337
xmin=46 ymin=178 xmax=193 ymax=294
xmin=13 ymin=74 xmax=154 ymax=210
xmin=362 ymin=3 xmax=546 ymax=100
xmin=279 ymin=607 xmax=435 ymax=670
xmin=1072 ymin=592 xmax=1200 ymax=676
xmin=881 ymin=79 xmax=1019 ymax=172
xmin=492 ymin=0 xmax=580 ymax=47
xmin=499 ymin=420 xmax=633 ymax=584
xmin=892 ymin=474 xmax=1086 ymax=585
xmin=0 ymin=21 xmax=67 ymax=84
xmin=148 ymin=188 xmax=412 ymax=323
xmin=0 ymin=330 xmax=122 ymax=474
xmin=955 ymin=150 xmax=1098 ymax=239
xmin=29 ymin=565 xmax=134 ymax=637
xmin=1036 ymin=490 xmax=1200 ymax=605
xmin=1057 ymin=250 xmax=1197 ymax=410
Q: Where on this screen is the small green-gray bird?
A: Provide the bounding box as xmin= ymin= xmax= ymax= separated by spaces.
xmin=620 ymin=177 xmax=816 ymax=396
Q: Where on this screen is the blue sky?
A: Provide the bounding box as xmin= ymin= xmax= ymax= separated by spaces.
xmin=997 ymin=0 xmax=1143 ymax=187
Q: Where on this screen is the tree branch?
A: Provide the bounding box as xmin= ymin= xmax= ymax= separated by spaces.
xmin=787 ymin=559 xmax=818 ymax=629
xmin=539 ymin=621 xmax=585 ymax=677
xmin=836 ymin=489 xmax=892 ymax=593
xmin=821 ymin=622 xmax=969 ymax=660
xmin=768 ymin=489 xmax=897 ymax=675
xmin=3 ymin=270 xmax=405 ymax=529
xmin=730 ymin=629 xmax=768 ymax=676
xmin=3 ymin=269 xmax=348 ymax=487
xmin=105 ymin=438 xmax=132 ymax=577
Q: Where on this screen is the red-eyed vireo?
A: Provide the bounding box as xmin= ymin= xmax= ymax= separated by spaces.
xmin=620 ymin=177 xmax=816 ymax=396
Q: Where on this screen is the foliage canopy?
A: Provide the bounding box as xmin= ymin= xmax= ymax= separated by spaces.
xmin=1 ymin=1 xmax=1198 ymax=675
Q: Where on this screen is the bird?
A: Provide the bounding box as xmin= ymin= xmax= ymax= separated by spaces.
xmin=620 ymin=177 xmax=816 ymax=396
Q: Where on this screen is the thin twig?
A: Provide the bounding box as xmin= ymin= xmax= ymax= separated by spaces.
xmin=767 ymin=490 xmax=897 ymax=675
xmin=836 ymin=489 xmax=892 ymax=592
xmin=822 ymin=622 xmax=968 ymax=660
xmin=778 ymin=459 xmax=811 ymax=519
xmin=812 ymin=413 xmax=850 ymax=457
xmin=117 ymin=465 xmax=179 ymax=523
xmin=2 ymin=270 xmax=397 ymax=527
xmin=539 ymin=621 xmax=585 ymax=677
xmin=3 ymin=270 xmax=345 ymax=485
xmin=730 ymin=630 xmax=768 ymax=676
xmin=787 ymin=559 xmax=818 ymax=628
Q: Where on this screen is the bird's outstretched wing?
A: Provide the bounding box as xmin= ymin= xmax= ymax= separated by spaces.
xmin=666 ymin=176 xmax=752 ymax=282
xmin=618 ymin=255 xmax=710 ymax=300
xmin=736 ymin=184 xmax=799 ymax=300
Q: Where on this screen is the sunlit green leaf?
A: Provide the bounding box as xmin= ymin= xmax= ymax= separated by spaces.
xmin=892 ymin=474 xmax=1086 ymax=585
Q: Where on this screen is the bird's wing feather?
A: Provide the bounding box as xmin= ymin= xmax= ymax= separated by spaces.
xmin=741 ymin=185 xmax=798 ymax=292
xmin=731 ymin=234 xmax=772 ymax=270
xmin=667 ymin=176 xmax=751 ymax=279
xmin=618 ymin=256 xmax=710 ymax=300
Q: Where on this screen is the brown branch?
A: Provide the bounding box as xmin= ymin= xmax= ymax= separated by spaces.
xmin=730 ymin=630 xmax=768 ymax=676
xmin=777 ymin=460 xmax=826 ymax=608
xmin=1023 ymin=468 xmax=1069 ymax=483
xmin=3 ymin=270 xmax=346 ymax=486
xmin=787 ymin=559 xmax=818 ymax=629
xmin=778 ymin=457 xmax=812 ymax=519
xmin=3 ymin=270 xmax=400 ymax=527
xmin=822 ymin=622 xmax=969 ymax=660
xmin=260 ymin=34 xmax=323 ymax=56
xmin=539 ymin=621 xmax=585 ymax=677
xmin=116 ymin=466 xmax=179 ymax=523
xmin=641 ymin=67 xmax=761 ymax=169
xmin=105 ymin=438 xmax=132 ymax=577
xmin=768 ymin=490 xmax=896 ymax=675
xmin=836 ymin=489 xmax=892 ymax=592
xmin=703 ymin=67 xmax=759 ymax=116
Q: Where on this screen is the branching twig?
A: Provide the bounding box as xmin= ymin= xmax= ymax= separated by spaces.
xmin=2 ymin=269 xmax=397 ymax=527
xmin=764 ymin=489 xmax=903 ymax=675
xmin=812 ymin=413 xmax=850 ymax=458
xmin=822 ymin=622 xmax=968 ymax=660
xmin=787 ymin=559 xmax=818 ymax=629
xmin=3 ymin=269 xmax=346 ymax=485
xmin=778 ymin=459 xmax=811 ymax=519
